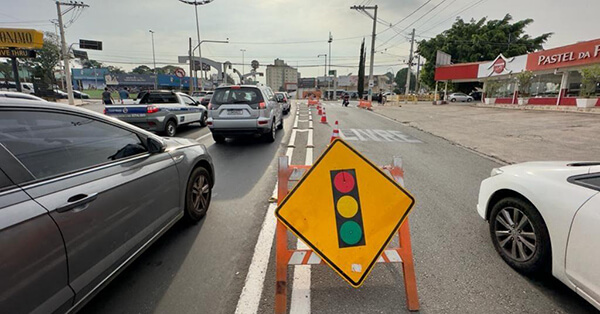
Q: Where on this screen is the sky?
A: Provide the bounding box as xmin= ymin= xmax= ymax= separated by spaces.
xmin=2 ymin=0 xmax=599 ymax=81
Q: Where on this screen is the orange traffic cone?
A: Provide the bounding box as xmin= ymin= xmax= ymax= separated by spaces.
xmin=320 ymin=107 xmax=327 ymax=123
xmin=330 ymin=120 xmax=340 ymax=143
xmin=317 ymin=105 xmax=322 ymax=116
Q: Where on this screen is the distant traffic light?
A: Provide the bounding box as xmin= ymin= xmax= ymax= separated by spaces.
xmin=330 ymin=169 xmax=366 ymax=248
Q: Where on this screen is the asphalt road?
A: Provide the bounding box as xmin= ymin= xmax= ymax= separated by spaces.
xmin=81 ymin=101 xmax=596 ymax=313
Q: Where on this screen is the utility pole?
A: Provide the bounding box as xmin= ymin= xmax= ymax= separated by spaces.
xmin=240 ymin=48 xmax=246 ymax=80
xmin=405 ymin=28 xmax=415 ymax=104
xmin=350 ymin=5 xmax=377 ymax=103
xmin=189 ymin=37 xmax=193 ymax=94
xmin=149 ymin=30 xmax=157 ymax=89
xmin=328 ymin=32 xmax=332 ymax=100
xmin=56 ymin=1 xmax=88 ymax=105
xmin=318 ymin=54 xmax=327 ymax=95
xmin=415 ymin=54 xmax=421 ymax=94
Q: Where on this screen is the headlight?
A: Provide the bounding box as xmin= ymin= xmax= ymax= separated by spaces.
xmin=490 ymin=168 xmax=504 ymax=177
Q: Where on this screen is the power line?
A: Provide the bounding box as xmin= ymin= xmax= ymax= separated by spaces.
xmin=377 ymin=0 xmax=433 ymax=36
xmin=412 ymin=0 xmax=457 ymax=30
xmin=420 ymin=0 xmax=489 ymax=35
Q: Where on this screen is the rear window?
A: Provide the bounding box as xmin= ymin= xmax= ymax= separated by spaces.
xmin=211 ymin=87 xmax=264 ymax=109
xmin=139 ymin=92 xmax=178 ymax=104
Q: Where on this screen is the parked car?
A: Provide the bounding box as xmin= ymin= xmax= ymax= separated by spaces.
xmin=448 ymin=92 xmax=474 ymax=102
xmin=207 ymin=85 xmax=283 ymax=143
xmin=0 ymin=98 xmax=214 ymax=314
xmin=0 ymin=91 xmax=46 ymax=101
xmin=73 ymin=90 xmax=90 ymax=99
xmin=275 ymin=91 xmax=291 ymax=114
xmin=104 ymin=90 xmax=208 ymax=137
xmin=469 ymin=91 xmax=482 ymax=101
xmin=53 ymin=89 xmax=69 ymax=99
xmin=478 ymin=161 xmax=600 ymax=310
xmin=0 ymin=81 xmax=35 ymax=94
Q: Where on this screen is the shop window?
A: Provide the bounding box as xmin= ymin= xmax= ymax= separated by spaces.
xmin=530 ymin=73 xmax=561 ymax=97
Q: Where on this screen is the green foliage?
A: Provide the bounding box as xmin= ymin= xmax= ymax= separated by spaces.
xmin=131 ymin=65 xmax=153 ymax=75
xmin=26 ymin=32 xmax=61 ymax=86
xmin=515 ymin=71 xmax=534 ymax=97
xmin=0 ymin=62 xmax=12 ymax=83
xmin=81 ymin=59 xmax=103 ymax=68
xmin=416 ymin=14 xmax=551 ymax=89
xmin=106 ymin=65 xmax=124 ymax=74
xmin=357 ymin=38 xmax=365 ymax=97
xmin=394 ymin=68 xmax=417 ymax=94
xmin=580 ymin=66 xmax=600 ymax=98
xmin=484 ymin=80 xmax=502 ymax=97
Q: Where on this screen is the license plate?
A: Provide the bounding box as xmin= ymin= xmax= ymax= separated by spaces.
xmin=228 ymin=109 xmax=243 ymax=115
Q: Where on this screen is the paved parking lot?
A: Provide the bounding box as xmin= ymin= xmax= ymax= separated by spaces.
xmin=374 ymin=103 xmax=600 ymax=164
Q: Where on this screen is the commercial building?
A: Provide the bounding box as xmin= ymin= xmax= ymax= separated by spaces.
xmin=72 ymin=68 xmax=108 ymax=90
xmin=434 ymin=38 xmax=600 ymax=106
xmin=266 ymin=59 xmax=298 ymax=92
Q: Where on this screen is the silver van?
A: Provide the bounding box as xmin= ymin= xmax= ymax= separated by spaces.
xmin=207 ymin=85 xmax=283 ymax=143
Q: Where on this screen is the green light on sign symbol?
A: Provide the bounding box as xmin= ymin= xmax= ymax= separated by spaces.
xmin=339 ymin=221 xmax=363 ymax=245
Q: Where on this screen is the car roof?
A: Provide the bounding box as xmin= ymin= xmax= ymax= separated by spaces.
xmin=0 ymin=91 xmax=47 ymax=101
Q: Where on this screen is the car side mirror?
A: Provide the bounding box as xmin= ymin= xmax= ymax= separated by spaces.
xmin=147 ymin=137 xmax=165 ymax=154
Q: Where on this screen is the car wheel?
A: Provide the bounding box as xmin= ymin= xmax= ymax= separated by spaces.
xmin=467 ymin=98 xmax=473 ymax=102
xmin=164 ymin=120 xmax=177 ymax=137
xmin=450 ymin=98 xmax=456 ymax=102
xmin=200 ymin=113 xmax=208 ymax=127
xmin=184 ymin=167 xmax=212 ymax=223
xmin=263 ymin=120 xmax=276 ymax=143
xmin=277 ymin=116 xmax=283 ymax=130
xmin=489 ymin=197 xmax=551 ymax=275
xmin=212 ymin=133 xmax=225 ymax=144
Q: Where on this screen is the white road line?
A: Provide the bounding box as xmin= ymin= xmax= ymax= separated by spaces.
xmin=235 ymin=102 xmax=302 ymax=314
xmin=290 ymin=105 xmax=313 ymax=314
xmin=195 ymin=132 xmax=212 ymax=141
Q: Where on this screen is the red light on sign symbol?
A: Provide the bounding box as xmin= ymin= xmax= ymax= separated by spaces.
xmin=333 ymin=171 xmax=355 ymax=193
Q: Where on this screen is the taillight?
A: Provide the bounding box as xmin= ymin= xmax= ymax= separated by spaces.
xmin=259 ymin=102 xmax=266 ymax=109
xmin=147 ymin=105 xmax=159 ymax=113
xmin=231 ymin=85 xmax=241 ymax=89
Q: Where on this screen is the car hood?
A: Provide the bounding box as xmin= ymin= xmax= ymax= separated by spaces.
xmin=500 ymin=161 xmax=599 ymax=180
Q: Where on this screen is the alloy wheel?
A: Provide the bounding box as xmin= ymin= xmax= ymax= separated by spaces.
xmin=494 ymin=207 xmax=537 ymax=262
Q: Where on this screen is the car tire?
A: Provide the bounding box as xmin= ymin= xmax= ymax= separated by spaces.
xmin=164 ymin=119 xmax=177 ymax=137
xmin=184 ymin=167 xmax=212 ymax=223
xmin=212 ymin=133 xmax=225 ymax=144
xmin=277 ymin=116 xmax=283 ymax=130
xmin=467 ymin=98 xmax=473 ymax=102
xmin=200 ymin=113 xmax=208 ymax=127
xmin=263 ymin=120 xmax=276 ymax=143
xmin=450 ymin=98 xmax=456 ymax=102
xmin=489 ymin=197 xmax=551 ymax=275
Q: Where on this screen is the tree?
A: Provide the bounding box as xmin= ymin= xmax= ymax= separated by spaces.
xmin=106 ymin=65 xmax=124 ymax=74
xmin=0 ymin=61 xmax=12 ymax=84
xmin=417 ymin=14 xmax=551 ymax=92
xmin=26 ymin=32 xmax=61 ymax=87
xmin=394 ymin=68 xmax=417 ymax=94
xmin=81 ymin=59 xmax=103 ymax=69
xmin=357 ymin=38 xmax=366 ymax=97
xmin=158 ymin=65 xmax=179 ymax=75
xmin=131 ymin=65 xmax=153 ymax=75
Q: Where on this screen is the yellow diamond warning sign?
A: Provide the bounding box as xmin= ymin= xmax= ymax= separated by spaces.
xmin=275 ymin=139 xmax=415 ymax=287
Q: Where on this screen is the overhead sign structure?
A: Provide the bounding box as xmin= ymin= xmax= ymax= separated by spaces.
xmin=79 ymin=39 xmax=103 ymax=51
xmin=174 ymin=67 xmax=186 ymax=78
xmin=0 ymin=28 xmax=43 ymax=49
xmin=72 ymin=49 xmax=88 ymax=60
xmin=0 ymin=48 xmax=36 ymax=58
xmin=435 ymin=50 xmax=451 ymax=67
xmin=276 ymin=139 xmax=415 ymax=287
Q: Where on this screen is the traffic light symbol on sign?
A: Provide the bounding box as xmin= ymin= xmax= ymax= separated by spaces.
xmin=330 ymin=169 xmax=366 ymax=248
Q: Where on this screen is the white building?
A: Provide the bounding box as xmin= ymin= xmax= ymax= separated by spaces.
xmin=266 ymin=59 xmax=298 ymax=92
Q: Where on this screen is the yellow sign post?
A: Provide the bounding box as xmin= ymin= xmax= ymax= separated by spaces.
xmin=0 ymin=28 xmax=44 ymax=49
xmin=276 ymin=139 xmax=415 ymax=287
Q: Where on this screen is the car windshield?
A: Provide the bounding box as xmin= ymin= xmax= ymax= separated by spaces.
xmin=139 ymin=92 xmax=178 ymax=104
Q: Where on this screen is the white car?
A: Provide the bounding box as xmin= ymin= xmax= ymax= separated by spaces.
xmin=448 ymin=92 xmax=473 ymax=102
xmin=0 ymin=91 xmax=46 ymax=101
xmin=477 ymin=161 xmax=600 ymax=310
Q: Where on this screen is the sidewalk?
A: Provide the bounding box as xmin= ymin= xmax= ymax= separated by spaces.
xmin=372 ymin=103 xmax=600 ymax=164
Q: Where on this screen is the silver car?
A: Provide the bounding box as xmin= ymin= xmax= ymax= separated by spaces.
xmin=207 ymin=85 xmax=283 ymax=143
xmin=448 ymin=92 xmax=474 ymax=102
xmin=0 ymin=98 xmax=214 ymax=313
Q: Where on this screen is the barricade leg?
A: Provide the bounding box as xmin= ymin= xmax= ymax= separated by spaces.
xmin=275 ymin=156 xmax=290 ymax=314
xmin=398 ymin=219 xmax=419 ymax=311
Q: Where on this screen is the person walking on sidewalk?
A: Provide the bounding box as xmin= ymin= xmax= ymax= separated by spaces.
xmin=102 ymin=87 xmax=115 ymax=105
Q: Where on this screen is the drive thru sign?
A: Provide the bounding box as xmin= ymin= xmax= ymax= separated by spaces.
xmin=275 ymin=139 xmax=415 ymax=287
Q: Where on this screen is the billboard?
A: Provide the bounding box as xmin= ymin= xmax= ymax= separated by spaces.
xmin=299 ymin=78 xmax=316 ymax=88
xmin=71 ymin=68 xmax=109 ymax=80
xmin=435 ymin=50 xmax=451 ymax=67
xmin=105 ymin=74 xmax=155 ymax=86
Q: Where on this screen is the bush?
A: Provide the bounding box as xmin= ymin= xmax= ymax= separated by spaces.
xmin=515 ymin=71 xmax=534 ymax=97
xmin=580 ymin=66 xmax=600 ymax=98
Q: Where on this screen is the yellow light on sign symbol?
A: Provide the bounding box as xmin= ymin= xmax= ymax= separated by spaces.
xmin=337 ymin=196 xmax=358 ymax=218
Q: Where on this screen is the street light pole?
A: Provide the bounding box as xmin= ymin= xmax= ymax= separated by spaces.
xmin=318 ymin=54 xmax=327 ymax=96
xmin=240 ymin=48 xmax=246 ymax=80
xmin=328 ymin=32 xmax=332 ymax=100
xmin=149 ymin=30 xmax=157 ymax=89
xmin=350 ymin=5 xmax=377 ymax=103
xmin=179 ymin=1 xmax=215 ymax=90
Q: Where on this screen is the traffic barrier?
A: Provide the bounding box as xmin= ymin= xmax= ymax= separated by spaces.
xmin=320 ymin=107 xmax=328 ymax=123
xmin=274 ymin=156 xmax=420 ymax=313
xmin=308 ymin=98 xmax=319 ymax=106
xmin=358 ymin=100 xmax=373 ymax=110
xmin=330 ymin=120 xmax=340 ymax=143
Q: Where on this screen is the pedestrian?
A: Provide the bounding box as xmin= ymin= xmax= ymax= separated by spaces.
xmin=119 ymin=87 xmax=130 ymax=104
xmin=102 ymin=87 xmax=114 ymax=105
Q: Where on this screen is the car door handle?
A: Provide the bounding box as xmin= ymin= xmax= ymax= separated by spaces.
xmin=55 ymin=193 xmax=98 ymax=213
